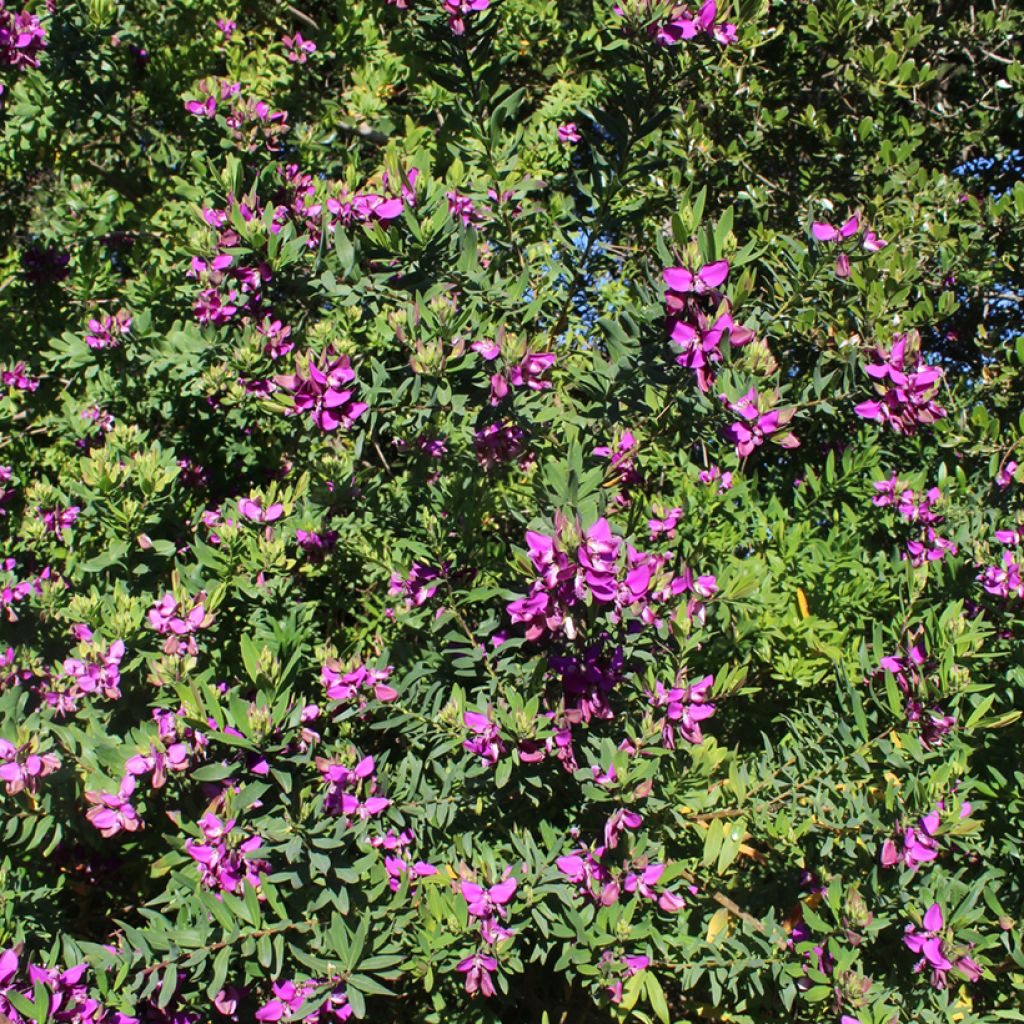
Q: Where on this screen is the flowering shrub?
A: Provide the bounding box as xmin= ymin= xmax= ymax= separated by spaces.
xmin=1 ymin=0 xmax=1024 ymax=1022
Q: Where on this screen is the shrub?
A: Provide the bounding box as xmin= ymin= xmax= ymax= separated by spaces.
xmin=1 ymin=0 xmax=1023 ymax=1021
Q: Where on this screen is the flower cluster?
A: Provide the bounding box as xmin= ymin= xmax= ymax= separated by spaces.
xmin=274 ymin=352 xmax=368 ymax=432
xmin=0 ymin=737 xmax=59 ymax=795
xmin=507 ymin=516 xmax=717 ymax=641
xmin=185 ymin=813 xmax=269 ymax=894
xmin=0 ymin=2 xmax=46 ymax=79
xmin=810 ymin=212 xmax=887 ymax=276
xmin=854 ymin=333 xmax=946 ymax=435
xmin=904 ymin=903 xmax=981 ymax=989
xmin=316 ymin=754 xmax=391 ymax=821
xmin=872 ymin=474 xmax=958 ymax=566
xmin=646 ymin=673 xmax=716 ymax=748
xmin=720 ymin=388 xmax=799 ymax=457
xmin=255 ymin=977 xmax=353 ymax=1022
xmin=443 ymin=0 xmax=490 ymax=35
xmin=0 ymin=949 xmax=126 ymax=1024
xmin=84 ymin=310 xmax=132 ymax=349
xmin=663 ymin=259 xmax=753 ymax=391
xmin=616 ymin=0 xmax=736 ymax=46
xmin=323 ymin=660 xmax=399 ymax=706
xmin=977 ymin=526 xmax=1024 ymax=601
xmin=148 ymin=592 xmax=213 ymax=655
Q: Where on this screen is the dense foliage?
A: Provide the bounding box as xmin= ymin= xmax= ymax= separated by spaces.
xmin=2 ymin=0 xmax=1024 ymax=1021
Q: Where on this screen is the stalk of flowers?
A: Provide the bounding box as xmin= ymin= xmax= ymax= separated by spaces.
xmin=184 ymin=77 xmax=289 ymax=150
xmin=273 ymin=352 xmax=368 ymax=432
xmin=461 ymin=872 xmax=517 ymax=944
xmin=903 ymin=903 xmax=982 ymax=989
xmin=872 ymin=475 xmax=958 ymax=565
xmin=185 ymin=812 xmax=269 ymax=894
xmin=868 ymin=639 xmax=956 ymax=748
xmin=720 ymin=388 xmax=799 ymax=457
xmin=83 ymin=310 xmax=132 ymax=349
xmin=854 ymin=332 xmax=946 ymax=435
xmin=663 ymin=259 xmax=753 ymax=391
xmin=189 ymin=198 xmax=277 ymax=326
xmin=325 ymin=169 xmax=417 ymax=229
xmin=316 ymin=754 xmax=391 ymax=822
xmin=809 ymin=211 xmax=887 ymax=277
xmin=0 ymin=737 xmax=59 ymax=795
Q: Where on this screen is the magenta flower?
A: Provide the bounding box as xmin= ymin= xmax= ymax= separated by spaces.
xmin=0 ymin=4 xmax=46 ymax=71
xmin=557 ymin=846 xmax=619 ymax=906
xmin=0 ymin=738 xmax=60 ymax=795
xmin=474 ymin=421 xmax=528 ymax=469
xmin=507 ymin=351 xmax=555 ymax=392
xmin=462 ymin=875 xmax=517 ymax=942
xmin=996 ymin=460 xmax=1018 ymax=489
xmin=38 ymin=504 xmax=80 ymax=537
xmin=904 ymin=903 xmax=982 ymax=989
xmin=463 ymin=710 xmax=506 ymax=766
xmin=623 ymin=863 xmax=686 ymax=911
xmin=186 ymin=813 xmax=269 ymax=894
xmin=84 ymin=310 xmax=132 ymax=349
xmin=275 ymin=353 xmax=368 ymax=432
xmin=557 ymin=121 xmax=581 ymax=144
xmin=282 ymin=31 xmax=316 ymax=62
xmin=721 ymin=388 xmax=799 ymax=457
xmin=443 ymin=0 xmax=490 ymax=35
xmin=456 ymin=951 xmax=498 ymax=996
xmin=648 ymin=674 xmax=716 ymax=747
xmin=811 ymin=215 xmax=860 ymax=242
xmin=854 ymin=333 xmax=946 ymax=435
xmin=323 ymin=661 xmax=398 ymax=704
xmin=238 ymin=496 xmax=285 ymax=523
xmin=84 ymin=774 xmax=142 ymax=837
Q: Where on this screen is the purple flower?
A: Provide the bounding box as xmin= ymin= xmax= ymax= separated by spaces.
xmin=721 ymin=388 xmax=799 ymax=456
xmin=648 ymin=674 xmax=715 ymax=747
xmin=0 ymin=4 xmax=46 ymax=71
xmin=904 ymin=903 xmax=982 ymax=989
xmin=456 ymin=951 xmax=498 ymax=996
xmin=282 ymin=31 xmax=316 ymax=63
xmin=443 ymin=0 xmax=490 ymax=35
xmin=854 ymin=332 xmax=946 ymax=435
xmin=463 ymin=710 xmax=506 ymax=766
xmin=557 ymin=121 xmax=581 ymax=144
